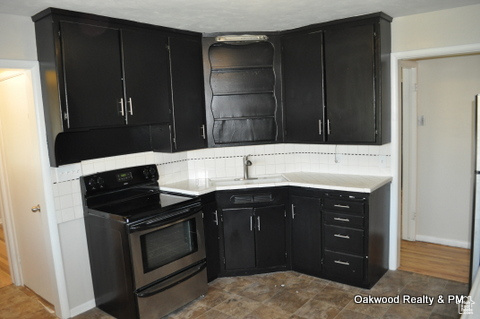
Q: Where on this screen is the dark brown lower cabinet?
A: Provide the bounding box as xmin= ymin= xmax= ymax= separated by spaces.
xmin=290 ymin=188 xmax=323 ymax=277
xmin=214 ymin=184 xmax=389 ymax=288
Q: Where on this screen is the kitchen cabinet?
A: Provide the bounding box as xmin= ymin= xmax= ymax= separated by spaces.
xmin=168 ymin=36 xmax=207 ymax=151
xmin=321 ymin=184 xmax=390 ymax=288
xmin=281 ymin=13 xmax=391 ymax=145
xmin=323 ymin=15 xmax=391 ymax=144
xmin=201 ymin=195 xmax=221 ymax=282
xmin=33 ymin=9 xmax=204 ymax=165
xmin=289 ymin=188 xmax=323 ymax=277
xmin=282 ymin=31 xmax=325 ymax=143
xmin=216 ymin=188 xmax=287 ymax=275
xmin=203 ymin=36 xmax=283 ymax=147
xmin=59 ymin=20 xmax=171 ymax=130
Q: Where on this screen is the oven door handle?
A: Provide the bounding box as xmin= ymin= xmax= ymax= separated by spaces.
xmin=135 ymin=261 xmax=206 ymax=298
xmin=129 ymin=204 xmax=202 ymax=233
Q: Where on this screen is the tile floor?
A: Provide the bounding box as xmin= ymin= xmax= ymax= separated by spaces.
xmin=72 ymin=270 xmax=469 ymax=319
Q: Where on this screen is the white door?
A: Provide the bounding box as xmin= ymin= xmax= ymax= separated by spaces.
xmin=0 ymin=70 xmax=55 ymax=303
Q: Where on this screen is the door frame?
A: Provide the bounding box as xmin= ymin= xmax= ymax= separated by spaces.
xmin=400 ymin=61 xmax=418 ymax=241
xmin=0 ymin=59 xmax=69 ymax=318
xmin=390 ymin=43 xmax=480 ymax=269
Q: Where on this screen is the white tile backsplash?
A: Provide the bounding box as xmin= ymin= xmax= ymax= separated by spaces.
xmin=50 ymin=143 xmax=391 ymax=224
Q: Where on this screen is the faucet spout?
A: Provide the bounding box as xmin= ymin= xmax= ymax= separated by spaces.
xmin=243 ymin=154 xmax=252 ymax=180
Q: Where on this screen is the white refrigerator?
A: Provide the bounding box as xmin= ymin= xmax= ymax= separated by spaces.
xmin=472 ymin=94 xmax=480 ymax=284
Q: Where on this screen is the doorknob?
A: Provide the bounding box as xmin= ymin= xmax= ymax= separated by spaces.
xmin=31 ymin=204 xmax=41 ymax=213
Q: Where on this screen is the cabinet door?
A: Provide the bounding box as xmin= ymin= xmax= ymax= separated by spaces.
xmin=60 ymin=21 xmax=125 ymax=129
xmin=122 ymin=29 xmax=171 ymax=125
xmin=169 ymin=36 xmax=207 ymax=151
xmin=282 ymin=32 xmax=325 ymax=143
xmin=203 ymin=201 xmax=220 ymax=282
xmin=222 ymin=208 xmax=255 ymax=270
xmin=324 ymin=23 xmax=376 ymax=143
xmin=254 ymin=205 xmax=286 ymax=269
xmin=290 ymin=195 xmax=322 ymax=276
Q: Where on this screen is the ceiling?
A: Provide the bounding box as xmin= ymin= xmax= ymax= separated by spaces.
xmin=0 ymin=0 xmax=478 ymax=33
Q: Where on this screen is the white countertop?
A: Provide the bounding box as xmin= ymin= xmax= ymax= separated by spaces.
xmin=159 ymin=172 xmax=392 ymax=196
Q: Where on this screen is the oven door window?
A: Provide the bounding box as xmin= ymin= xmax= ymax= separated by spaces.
xmin=140 ymin=218 xmax=198 ymax=273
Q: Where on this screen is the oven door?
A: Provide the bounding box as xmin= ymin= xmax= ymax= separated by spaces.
xmin=128 ymin=204 xmax=206 ymax=289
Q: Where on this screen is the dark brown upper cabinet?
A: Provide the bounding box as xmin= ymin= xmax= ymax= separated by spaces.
xmin=281 ymin=13 xmax=391 ymax=145
xmin=282 ymin=31 xmax=325 ymax=143
xmin=168 ymin=36 xmax=207 ymax=152
xmin=58 ymin=20 xmax=171 ymax=130
xmin=203 ymin=36 xmax=283 ymax=147
xmin=33 ymin=8 xmax=204 ymax=165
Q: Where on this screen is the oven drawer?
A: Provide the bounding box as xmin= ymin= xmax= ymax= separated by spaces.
xmin=136 ymin=261 xmax=207 ymax=319
xmin=324 ymin=198 xmax=364 ymax=214
xmin=323 ymin=251 xmax=364 ymax=283
xmin=323 ymin=211 xmax=364 ymax=229
xmin=324 ymin=225 xmax=364 ymax=255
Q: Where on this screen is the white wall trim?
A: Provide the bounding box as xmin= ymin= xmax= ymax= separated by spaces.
xmin=0 ymin=59 xmax=70 ymax=318
xmin=390 ymin=43 xmax=480 ymax=270
xmin=69 ymin=299 xmax=96 ymax=317
xmin=415 ymin=235 xmax=470 ymax=249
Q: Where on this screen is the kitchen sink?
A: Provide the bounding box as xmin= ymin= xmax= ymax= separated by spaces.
xmin=210 ymin=175 xmax=288 ymax=186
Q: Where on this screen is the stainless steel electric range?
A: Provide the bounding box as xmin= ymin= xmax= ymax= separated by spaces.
xmin=81 ymin=165 xmax=207 ymax=319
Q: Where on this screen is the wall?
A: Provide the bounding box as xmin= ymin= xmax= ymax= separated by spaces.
xmin=415 ymin=54 xmax=480 ymax=247
xmin=0 ymin=14 xmax=37 ymax=61
xmin=392 ymin=4 xmax=480 ymax=52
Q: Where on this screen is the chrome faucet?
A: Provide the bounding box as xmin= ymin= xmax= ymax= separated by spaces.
xmin=243 ymin=154 xmax=253 ymax=180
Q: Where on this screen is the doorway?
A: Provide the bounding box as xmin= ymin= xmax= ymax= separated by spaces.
xmin=0 ymin=61 xmax=68 ymax=318
xmin=399 ymin=54 xmax=480 ymax=283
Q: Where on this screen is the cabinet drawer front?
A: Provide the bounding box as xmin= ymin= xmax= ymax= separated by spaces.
xmin=324 ymin=198 xmax=364 ymax=214
xmin=323 ymin=251 xmax=364 ymax=283
xmin=324 ymin=225 xmax=364 ymax=255
xmin=323 ymin=212 xmax=364 ymax=229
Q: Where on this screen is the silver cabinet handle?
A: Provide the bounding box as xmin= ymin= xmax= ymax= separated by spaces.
xmin=31 ymin=204 xmax=41 ymax=213
xmin=201 ymin=124 xmax=206 ymax=139
xmin=318 ymin=119 xmax=322 ymax=135
xmin=128 ymin=97 xmax=134 ymax=115
xmin=257 ymin=216 xmax=261 ymax=231
xmin=334 ymin=217 xmax=350 ymax=222
xmin=250 ymin=216 xmax=253 ymax=231
xmin=119 ymin=98 xmax=125 ymax=116
xmin=327 ymin=119 xmax=331 ymax=135
xmin=213 ymin=210 xmax=219 ymax=226
xmin=291 ymin=204 xmax=295 ymax=219
xmin=334 ymin=204 xmax=350 ymax=209
xmin=334 ymin=234 xmax=350 ymax=239
xmin=334 ymin=260 xmax=350 ymax=266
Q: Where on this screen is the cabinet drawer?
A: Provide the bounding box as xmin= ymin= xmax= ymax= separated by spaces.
xmin=324 ymin=225 xmax=364 ymax=255
xmin=323 ymin=251 xmax=364 ymax=283
xmin=324 ymin=198 xmax=364 ymax=214
xmin=323 ymin=212 xmax=364 ymax=229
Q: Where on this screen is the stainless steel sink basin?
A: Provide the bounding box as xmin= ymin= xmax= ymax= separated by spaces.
xmin=210 ymin=175 xmax=288 ymax=186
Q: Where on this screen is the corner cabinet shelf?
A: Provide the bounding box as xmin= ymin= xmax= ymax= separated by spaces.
xmin=203 ymin=38 xmax=283 ymax=146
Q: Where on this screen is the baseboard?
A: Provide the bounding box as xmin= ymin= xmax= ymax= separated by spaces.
xmin=69 ymin=299 xmax=96 ymax=317
xmin=415 ymin=235 xmax=470 ymax=249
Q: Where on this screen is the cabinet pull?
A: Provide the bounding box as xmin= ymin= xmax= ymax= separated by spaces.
xmin=334 ymin=217 xmax=350 ymax=222
xmin=291 ymin=204 xmax=295 ymax=219
xmin=334 ymin=204 xmax=350 ymax=209
xmin=213 ymin=210 xmax=219 ymax=226
xmin=257 ymin=216 xmax=261 ymax=231
xmin=334 ymin=260 xmax=350 ymax=266
xmin=119 ymin=98 xmax=125 ymax=116
xmin=327 ymin=119 xmax=331 ymax=135
xmin=318 ymin=119 xmax=322 ymax=135
xmin=334 ymin=234 xmax=350 ymax=239
xmin=250 ymin=216 xmax=253 ymax=231
xmin=128 ymin=97 xmax=134 ymax=115
xmin=201 ymin=124 xmax=206 ymax=139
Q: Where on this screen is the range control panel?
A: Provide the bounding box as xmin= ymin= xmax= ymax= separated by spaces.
xmin=82 ymin=165 xmax=159 ymax=194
